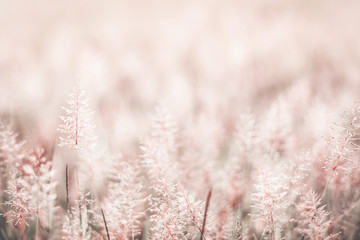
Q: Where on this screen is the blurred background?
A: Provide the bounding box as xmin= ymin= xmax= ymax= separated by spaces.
xmin=1 ymin=0 xmax=360 ymax=154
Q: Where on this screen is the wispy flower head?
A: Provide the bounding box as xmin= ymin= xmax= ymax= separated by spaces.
xmin=57 ymin=81 xmax=96 ymax=150
xmin=296 ymin=190 xmax=338 ymax=240
xmin=251 ymin=171 xmax=289 ymax=239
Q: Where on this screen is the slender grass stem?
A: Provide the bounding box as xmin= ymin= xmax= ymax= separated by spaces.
xmin=200 ymin=188 xmax=212 ymax=240
xmin=101 ymin=209 xmax=110 ymax=240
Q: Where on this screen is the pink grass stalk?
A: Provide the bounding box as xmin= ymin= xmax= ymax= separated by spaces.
xmin=200 ymin=188 xmax=212 ymax=240
xmin=66 ymin=164 xmax=70 ymax=212
xmin=101 ymin=209 xmax=110 ymax=240
xmin=19 ymin=213 xmax=25 ymax=240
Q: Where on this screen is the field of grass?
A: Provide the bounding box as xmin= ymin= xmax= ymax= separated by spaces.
xmin=1 ymin=0 xmax=360 ymax=239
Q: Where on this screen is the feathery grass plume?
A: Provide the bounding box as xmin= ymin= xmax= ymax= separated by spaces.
xmin=0 ymin=123 xmax=25 ymax=190
xmin=140 ymin=103 xmax=179 ymax=180
xmin=140 ymin=104 xmax=209 ymax=238
xmin=149 ymin=102 xmax=178 ymax=153
xmin=233 ymin=113 xmax=258 ymax=156
xmin=149 ymin=170 xmax=206 ymax=239
xmin=260 ymin=98 xmax=292 ymax=155
xmin=57 ymin=80 xmax=96 ymax=196
xmin=140 ymin=138 xmax=170 ymax=182
xmin=225 ymin=113 xmax=258 ymax=210
xmin=57 ymin=80 xmax=96 ymax=150
xmin=322 ymin=101 xmax=360 ymax=194
xmin=183 ymin=193 xmax=202 ymax=233
xmin=61 ymin=191 xmax=96 ymax=240
xmin=286 ymin=152 xmax=312 ymax=199
xmin=315 ymin=100 xmax=360 ymax=238
xmin=1 ymin=171 xmax=34 ymax=240
xmin=251 ymin=171 xmax=289 ymax=240
xmin=140 ymin=102 xmax=185 ymax=216
xmin=21 ymin=148 xmax=57 ymax=237
xmin=296 ymin=190 xmax=338 ymax=239
xmin=102 ymin=161 xmax=146 ymax=239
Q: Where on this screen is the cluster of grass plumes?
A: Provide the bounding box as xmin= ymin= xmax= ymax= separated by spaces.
xmin=2 ymin=0 xmax=360 ymax=238
xmin=0 ymin=80 xmax=359 ymax=240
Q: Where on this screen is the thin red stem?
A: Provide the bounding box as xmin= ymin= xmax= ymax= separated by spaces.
xmin=76 ymin=88 xmax=79 ymax=146
xmin=20 ymin=214 xmax=25 ymax=240
xmin=76 ymin=151 xmax=80 ymax=197
xmin=66 ymin=164 xmax=70 ymax=212
xmin=101 ymin=209 xmax=110 ymax=240
xmin=200 ymin=188 xmax=212 ymax=240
